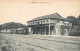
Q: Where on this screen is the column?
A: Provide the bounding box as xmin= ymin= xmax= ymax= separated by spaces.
xmin=49 ymin=18 xmax=50 ymax=35
xmin=34 ymin=28 xmax=36 ymax=34
xmin=28 ymin=27 xmax=31 ymax=34
xmin=56 ymin=28 xmax=58 ymax=35
xmin=52 ymin=27 xmax=54 ymax=35
xmin=45 ymin=27 xmax=46 ymax=35
xmin=6 ymin=29 xmax=7 ymax=33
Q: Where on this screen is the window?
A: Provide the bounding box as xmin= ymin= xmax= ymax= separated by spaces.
xmin=64 ymin=29 xmax=68 ymax=33
xmin=38 ymin=21 xmax=39 ymax=24
xmin=60 ymin=21 xmax=63 ymax=23
xmin=46 ymin=20 xmax=48 ymax=22
xmin=67 ymin=23 xmax=69 ymax=25
xmin=30 ymin=23 xmax=31 ymax=25
xmin=32 ymin=22 xmax=34 ymax=25
xmin=33 ymin=22 xmax=34 ymax=25
xmin=64 ymin=22 xmax=69 ymax=25
xmin=64 ymin=23 xmax=66 ymax=25
xmin=41 ymin=21 xmax=42 ymax=24
xmin=64 ymin=30 xmax=66 ymax=33
xmin=43 ymin=21 xmax=45 ymax=23
xmin=31 ymin=23 xmax=32 ymax=25
xmin=29 ymin=23 xmax=30 ymax=25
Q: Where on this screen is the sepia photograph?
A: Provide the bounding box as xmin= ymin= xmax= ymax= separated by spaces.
xmin=0 ymin=0 xmax=80 ymax=51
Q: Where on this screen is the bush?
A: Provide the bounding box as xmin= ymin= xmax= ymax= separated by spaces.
xmin=69 ymin=25 xmax=80 ymax=36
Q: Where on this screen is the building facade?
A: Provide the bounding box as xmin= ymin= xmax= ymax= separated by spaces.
xmin=27 ymin=13 xmax=72 ymax=36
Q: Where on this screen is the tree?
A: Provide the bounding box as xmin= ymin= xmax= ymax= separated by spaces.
xmin=67 ymin=15 xmax=80 ymax=36
xmin=0 ymin=22 xmax=27 ymax=30
xmin=67 ymin=16 xmax=78 ymax=26
xmin=69 ymin=25 xmax=80 ymax=36
xmin=77 ymin=15 xmax=80 ymax=25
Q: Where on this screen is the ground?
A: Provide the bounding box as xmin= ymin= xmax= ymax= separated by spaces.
xmin=0 ymin=33 xmax=80 ymax=51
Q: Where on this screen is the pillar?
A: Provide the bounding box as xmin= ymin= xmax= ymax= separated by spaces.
xmin=49 ymin=18 xmax=50 ymax=35
xmin=55 ymin=25 xmax=58 ymax=35
xmin=52 ymin=27 xmax=54 ymax=35
xmin=45 ymin=27 xmax=46 ymax=35
xmin=6 ymin=29 xmax=7 ymax=33
xmin=28 ymin=27 xmax=31 ymax=34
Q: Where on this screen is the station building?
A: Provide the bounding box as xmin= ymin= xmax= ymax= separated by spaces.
xmin=27 ymin=13 xmax=72 ymax=36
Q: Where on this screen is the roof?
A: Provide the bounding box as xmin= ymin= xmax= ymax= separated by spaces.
xmin=28 ymin=13 xmax=70 ymax=22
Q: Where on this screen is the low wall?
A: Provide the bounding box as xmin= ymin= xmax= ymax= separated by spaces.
xmin=0 ymin=34 xmax=80 ymax=51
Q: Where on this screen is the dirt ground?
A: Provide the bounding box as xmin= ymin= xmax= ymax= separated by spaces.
xmin=0 ymin=33 xmax=80 ymax=51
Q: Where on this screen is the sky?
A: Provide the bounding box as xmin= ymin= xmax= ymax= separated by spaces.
xmin=0 ymin=0 xmax=80 ymax=25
